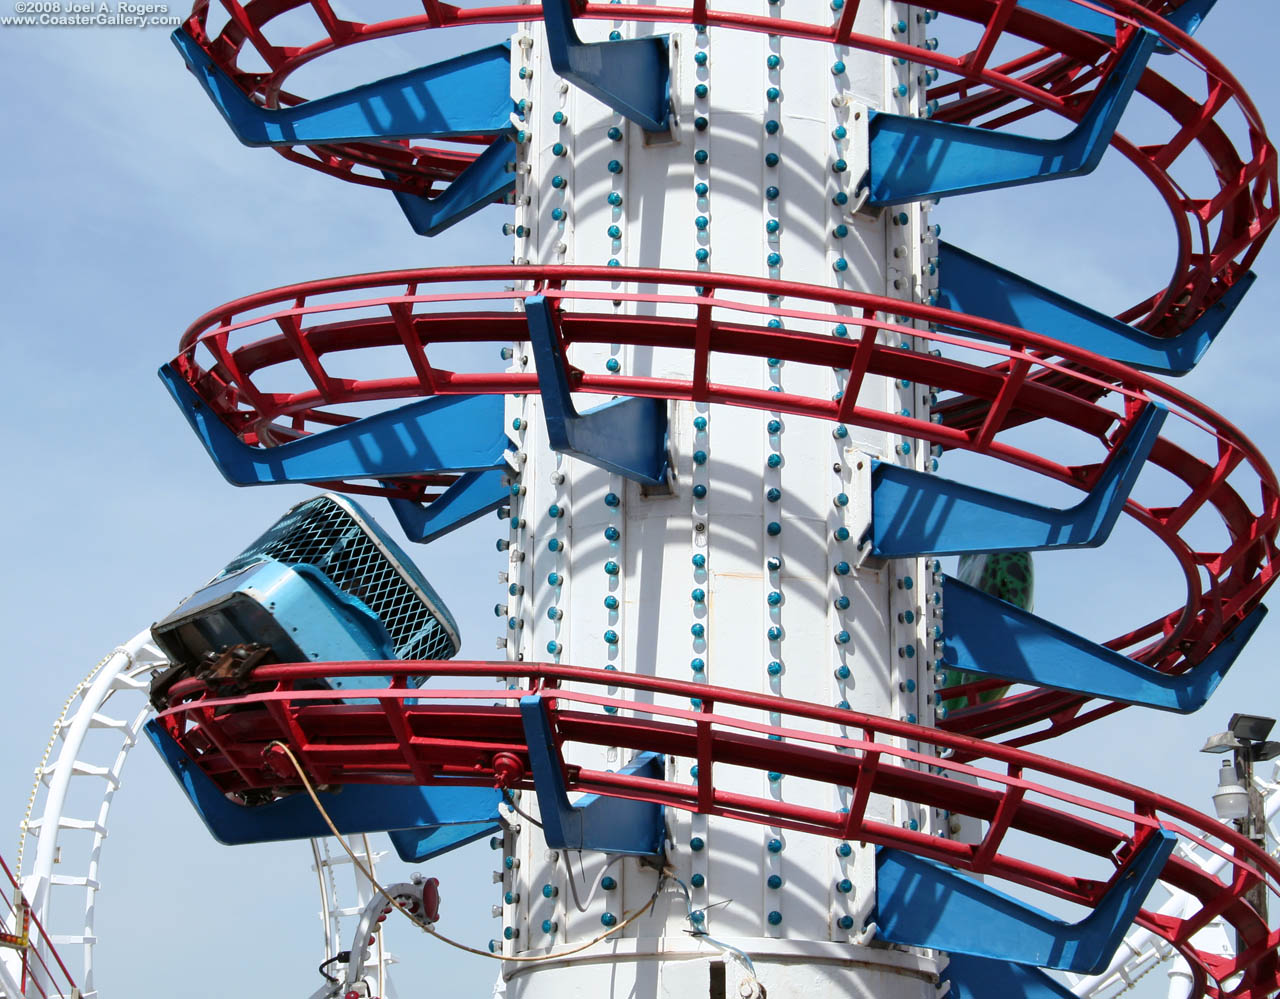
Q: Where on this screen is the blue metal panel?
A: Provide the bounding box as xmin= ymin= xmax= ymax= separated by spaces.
xmin=158 ymin=365 xmax=509 ymax=485
xmin=874 ymin=831 xmax=1176 ymax=974
xmin=388 ymin=821 xmax=503 ymax=862
xmin=867 ymin=29 xmax=1157 ymax=206
xmin=388 ymin=468 xmax=512 ymax=543
xmin=146 ymin=722 xmax=502 ymax=848
xmin=524 ymin=296 xmax=670 ymax=485
xmin=1018 ymin=0 xmax=1116 ymax=38
xmin=541 ymin=0 xmax=670 ymax=132
xmin=1165 ymin=0 xmax=1219 ymax=36
xmin=942 ymin=576 xmax=1267 ymax=712
xmin=391 ymin=134 xmax=517 ymax=237
xmin=872 ymin=403 xmax=1165 ymax=557
xmin=945 ymin=954 xmax=1085 ymax=999
xmin=936 ymin=243 xmax=1254 ymax=375
xmin=519 ymin=696 xmax=666 ymax=858
xmin=171 ymin=30 xmax=513 ymax=145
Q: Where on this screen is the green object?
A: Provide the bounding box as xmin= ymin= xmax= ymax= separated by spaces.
xmin=939 ymin=552 xmax=1034 ymax=714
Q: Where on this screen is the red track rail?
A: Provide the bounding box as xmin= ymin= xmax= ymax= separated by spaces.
xmin=168 ymin=264 xmax=1280 ymax=749
xmin=0 ymin=853 xmax=77 ymax=999
xmin=153 ymin=660 xmax=1280 ymax=999
xmin=181 ymin=0 xmax=1275 ymax=339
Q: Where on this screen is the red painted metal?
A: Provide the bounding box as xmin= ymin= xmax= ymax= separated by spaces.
xmin=0 ymin=852 xmax=77 ymax=999
xmin=180 ymin=0 xmax=1275 ymax=341
xmin=152 ymin=660 xmax=1280 ymax=998
xmin=166 ymin=263 xmax=1280 ymax=750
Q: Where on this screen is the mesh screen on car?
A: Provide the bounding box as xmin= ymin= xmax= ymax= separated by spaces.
xmin=222 ymin=495 xmax=460 ymax=661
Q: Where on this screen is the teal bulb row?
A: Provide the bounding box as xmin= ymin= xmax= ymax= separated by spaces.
xmin=691 ymin=623 xmax=705 ymax=638
xmin=548 ymin=571 xmax=562 ymax=586
xmin=835 ymin=664 xmax=851 ymax=680
xmin=765 ymin=152 xmax=779 ymax=168
xmin=547 ymin=641 xmax=562 ymax=654
xmin=767 ymin=874 xmax=783 ymax=889
xmin=608 ymin=126 xmax=623 ymax=141
xmin=766 ymin=185 xmax=779 ymax=200
xmin=768 ymin=771 xmax=782 ymax=783
xmin=551 ymin=175 xmax=566 ymax=189
xmin=834 ymin=525 xmax=850 ymax=541
xmin=691 ymin=587 xmax=706 ymax=603
xmin=694 ymin=150 xmax=709 ymax=164
xmin=552 ymin=110 xmax=566 ymax=124
xmin=691 ymin=836 xmax=706 ymax=851
xmin=609 ymin=29 xmax=621 ymax=39
xmin=605 ymin=492 xmax=621 ymax=507
xmin=547 ymin=607 xmax=562 ymax=621
xmin=767 ymin=660 xmax=782 ymax=676
xmin=695 ymin=116 xmax=708 ymax=131
xmin=694 ymin=50 xmax=707 ymax=65
xmin=767 ymin=625 xmax=783 ymax=641
xmin=765 ymin=118 xmax=779 ymax=134
xmin=693 ymin=415 xmax=708 ymax=431
xmin=606 ymin=357 xmax=621 ymax=372
xmin=767 ymin=555 xmax=782 ymax=571
xmin=692 ymin=483 xmax=707 ymax=499
xmin=695 ymin=182 xmax=708 ymax=197
xmin=608 ymin=159 xmax=624 ymax=174
xmin=548 ymin=503 xmax=563 ymax=518
xmin=547 ymin=538 xmax=564 ymax=552
xmin=837 ymin=915 xmax=855 ymax=930
xmin=833 ymin=191 xmax=848 ymax=206
xmin=767 ymin=454 xmax=782 ymax=469
xmin=766 ymin=487 xmax=781 ymax=502
xmin=608 ymin=224 xmax=622 ymax=238
xmin=836 ymin=878 xmax=853 ymax=894
xmin=605 ymin=560 xmax=620 ymax=576
xmin=608 ymin=191 xmax=623 ymax=206
xmin=768 ymin=911 xmax=783 ymax=926
xmin=695 ymin=83 xmax=709 ymax=99
xmin=834 ymin=595 xmax=850 ymax=610
xmin=833 ymin=223 xmax=848 ymax=239
xmin=767 ymin=86 xmax=780 ymax=102
xmin=504 ymin=926 xmax=518 ymax=939
xmin=691 ymin=657 xmax=705 ymax=673
xmin=766 ymin=521 xmax=782 ymax=536
xmin=767 ymin=251 xmax=782 ymax=267
xmin=693 ymin=449 xmax=708 ymax=465
xmin=832 ymin=59 xmax=845 ymax=74
xmin=767 ymin=837 xmax=783 ymax=853
xmin=691 ymin=873 xmax=705 ymax=888
xmin=604 ymin=594 xmax=619 ymax=610
xmin=601 ymin=912 xmax=617 ymax=927
xmin=604 ymin=525 xmax=620 ymax=541
xmin=836 ymin=842 xmax=852 ymax=858
xmin=767 ymin=590 xmax=782 ymax=606
xmin=542 ymin=919 xmax=557 ymax=933
xmin=551 ymin=207 xmax=565 ymax=221
xmin=604 ymin=629 xmax=619 ymax=644
xmin=552 ymin=142 xmax=566 ymax=156
xmin=695 ymin=215 xmax=709 ymax=230
xmin=766 ymin=219 xmax=780 ymax=234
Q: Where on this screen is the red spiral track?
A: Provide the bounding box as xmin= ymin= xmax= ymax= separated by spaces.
xmin=154 ymin=661 xmax=1280 ymax=998
xmin=166 ymin=0 xmax=1280 ymax=994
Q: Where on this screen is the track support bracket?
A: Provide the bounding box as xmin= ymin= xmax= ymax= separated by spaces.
xmin=525 ymin=296 xmax=670 ymax=485
xmin=874 ymin=830 xmax=1176 ymax=974
xmin=519 ymin=696 xmax=666 ymax=858
xmin=159 ymin=365 xmax=510 ymax=485
xmin=541 ymin=0 xmax=671 ymax=132
xmin=936 ymin=243 xmax=1254 ymax=375
xmin=870 ymin=402 xmax=1166 ymax=557
xmin=941 ymin=577 xmax=1267 ymax=712
xmin=171 ymin=32 xmax=514 ymax=145
xmin=865 ymin=28 xmax=1158 ymax=205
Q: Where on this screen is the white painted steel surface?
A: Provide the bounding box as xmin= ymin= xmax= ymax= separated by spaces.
xmin=496 ymin=3 xmax=945 ymax=996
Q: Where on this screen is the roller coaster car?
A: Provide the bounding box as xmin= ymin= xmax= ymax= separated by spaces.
xmin=148 ymin=492 xmax=462 ymax=710
xmin=144 ymin=494 xmax=503 ymax=856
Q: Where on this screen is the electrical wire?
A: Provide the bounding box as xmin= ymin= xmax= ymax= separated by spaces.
xmin=561 ymin=851 xmax=626 ymax=913
xmin=270 ymin=741 xmax=662 ymax=964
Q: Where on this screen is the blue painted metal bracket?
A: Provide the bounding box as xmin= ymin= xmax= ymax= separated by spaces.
xmin=874 ymin=831 xmax=1177 ymax=974
xmin=158 ymin=363 xmax=510 ymax=485
xmin=541 ymin=0 xmax=670 ymax=132
xmin=388 ymin=822 xmax=502 ymax=863
xmin=387 ymin=468 xmax=512 ymax=543
xmin=391 ymin=133 xmax=517 ymax=237
xmin=1019 ymin=0 xmax=1217 ymax=45
xmin=519 ymin=695 xmax=666 ymax=858
xmin=936 ymin=243 xmax=1254 ymax=375
xmin=866 ymin=29 xmax=1157 ymax=206
xmin=525 ymin=296 xmax=670 ymax=485
xmin=171 ymin=30 xmax=513 ymax=145
xmin=942 ymin=576 xmax=1267 ymax=712
xmin=146 ymin=721 xmax=501 ymax=849
xmin=871 ymin=402 xmax=1166 ymax=557
xmin=1019 ymin=0 xmax=1117 ymax=38
xmin=945 ymin=953 xmax=1090 ymax=999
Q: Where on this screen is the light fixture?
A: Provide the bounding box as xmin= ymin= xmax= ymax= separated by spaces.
xmin=1212 ymin=759 xmax=1250 ymax=822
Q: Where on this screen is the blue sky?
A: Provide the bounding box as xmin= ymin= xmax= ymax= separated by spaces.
xmin=1 ymin=4 xmax=1277 ymax=997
